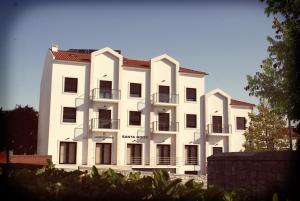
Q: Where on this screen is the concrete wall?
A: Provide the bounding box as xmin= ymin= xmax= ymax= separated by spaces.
xmin=207 ymin=151 xmax=300 ymax=200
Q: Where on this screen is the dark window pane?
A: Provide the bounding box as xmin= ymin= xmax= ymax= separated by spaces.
xmin=130 ymin=83 xmax=142 ymax=97
xmin=59 ymin=142 xmax=77 ymax=164
xmin=186 ymin=88 xmax=196 ymax=101
xmin=186 ymin=114 xmax=197 ymax=128
xmin=63 ymin=107 xmax=76 ymax=123
xmin=64 ymin=78 xmax=78 ymax=93
xmin=236 ymin=117 xmax=246 ymax=130
xmin=129 ymin=111 xmax=141 ymax=125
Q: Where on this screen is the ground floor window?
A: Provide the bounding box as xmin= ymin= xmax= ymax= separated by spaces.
xmin=59 ymin=142 xmax=77 ymax=164
xmin=157 ymin=145 xmax=171 ymax=165
xmin=213 ymin=147 xmax=223 ymax=155
xmin=185 ymin=145 xmax=198 ymax=165
xmin=95 ymin=143 xmax=111 ymax=164
xmin=127 ymin=144 xmax=142 ymax=165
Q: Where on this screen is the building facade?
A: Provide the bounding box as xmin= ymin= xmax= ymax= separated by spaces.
xmin=38 ymin=45 xmax=255 ymax=174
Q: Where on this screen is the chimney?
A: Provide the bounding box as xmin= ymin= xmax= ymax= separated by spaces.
xmin=114 ymin=49 xmax=121 ymax=54
xmin=51 ymin=44 xmax=59 ymax=52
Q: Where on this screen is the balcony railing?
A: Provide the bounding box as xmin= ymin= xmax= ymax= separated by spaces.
xmin=206 ymin=124 xmax=232 ymax=134
xmin=152 ymin=93 xmax=179 ymax=104
xmin=91 ymin=118 xmax=120 ymax=130
xmin=152 ymin=121 xmax=179 ymax=132
xmin=91 ymin=88 xmax=121 ymax=100
xmin=157 ymin=157 xmax=176 ymax=165
xmin=127 ymin=157 xmax=142 ymax=165
xmin=185 ymin=157 xmax=198 ymax=165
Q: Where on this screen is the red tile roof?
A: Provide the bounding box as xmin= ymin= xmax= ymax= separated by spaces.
xmin=51 ymin=50 xmax=91 ymax=62
xmin=230 ymin=99 xmax=256 ymax=107
xmin=179 ymin=67 xmax=208 ymax=75
xmin=278 ymin=128 xmax=299 ymax=138
xmin=51 ymin=50 xmax=207 ymax=75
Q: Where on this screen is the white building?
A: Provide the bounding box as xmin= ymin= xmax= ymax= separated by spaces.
xmin=38 ymin=45 xmax=255 ymax=174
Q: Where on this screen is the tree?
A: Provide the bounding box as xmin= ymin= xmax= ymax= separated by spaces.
xmin=243 ymin=103 xmax=289 ymax=151
xmin=0 ymin=105 xmax=38 ymax=154
xmin=245 ymin=0 xmax=300 ymax=149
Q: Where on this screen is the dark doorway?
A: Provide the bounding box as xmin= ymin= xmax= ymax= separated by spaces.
xmin=157 ymin=145 xmax=171 ymax=165
xmin=100 ymin=80 xmax=112 ymax=99
xmin=212 ymin=116 xmax=222 ymax=133
xmin=213 ymin=147 xmax=223 ymax=155
xmin=95 ymin=143 xmax=111 ymax=164
xmin=159 ymin=113 xmax=170 ymax=131
xmin=159 ymin=85 xmax=170 ymax=103
xmin=99 ymin=109 xmax=111 ymax=128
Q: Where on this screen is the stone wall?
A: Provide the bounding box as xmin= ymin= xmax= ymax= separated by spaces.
xmin=207 ymin=151 xmax=300 ymax=200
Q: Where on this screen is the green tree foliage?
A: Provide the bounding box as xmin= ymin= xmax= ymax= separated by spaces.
xmin=246 ymin=0 xmax=300 ymax=132
xmin=243 ymin=104 xmax=289 ymax=151
xmin=4 ymin=165 xmax=247 ymax=201
xmin=0 ymin=105 xmax=38 ymax=154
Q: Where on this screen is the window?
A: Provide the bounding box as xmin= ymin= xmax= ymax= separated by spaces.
xmin=127 ymin=144 xmax=142 ymax=165
xmin=129 ymin=111 xmax=141 ymax=125
xmin=95 ymin=143 xmax=111 ymax=164
xmin=213 ymin=147 xmax=223 ymax=155
xmin=64 ymin=77 xmax=78 ymax=93
xmin=157 ymin=145 xmax=171 ymax=165
xmin=186 ymin=114 xmax=197 ymax=128
xmin=185 ymin=145 xmax=198 ymax=165
xmin=63 ymin=107 xmax=76 ymax=123
xmin=130 ymin=83 xmax=142 ymax=97
xmin=59 ymin=142 xmax=76 ymax=164
xmin=186 ymin=88 xmax=196 ymax=101
xmin=236 ymin=117 xmax=246 ymax=130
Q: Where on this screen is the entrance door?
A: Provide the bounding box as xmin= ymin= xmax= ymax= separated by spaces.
xmin=159 ymin=85 xmax=170 ymax=103
xmin=212 ymin=116 xmax=222 ymax=133
xmin=157 ymin=145 xmax=171 ymax=165
xmin=127 ymin=144 xmax=142 ymax=165
xmin=159 ymin=113 xmax=170 ymax=131
xmin=99 ymin=109 xmax=111 ymax=128
xmin=100 ymin=80 xmax=112 ymax=99
xmin=213 ymin=147 xmax=223 ymax=155
xmin=95 ymin=143 xmax=111 ymax=164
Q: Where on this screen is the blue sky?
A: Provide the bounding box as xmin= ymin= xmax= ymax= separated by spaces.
xmin=0 ymin=0 xmax=274 ymax=110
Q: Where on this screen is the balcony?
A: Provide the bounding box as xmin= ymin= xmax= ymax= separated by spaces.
xmin=157 ymin=157 xmax=177 ymax=166
xmin=206 ymin=124 xmax=232 ymax=136
xmin=91 ymin=88 xmax=121 ymax=103
xmin=185 ymin=157 xmax=199 ymax=165
xmin=91 ymin=118 xmax=119 ymax=132
xmin=151 ymin=93 xmax=178 ymax=106
xmin=127 ymin=157 xmax=142 ymax=165
xmin=151 ymin=121 xmax=179 ymax=134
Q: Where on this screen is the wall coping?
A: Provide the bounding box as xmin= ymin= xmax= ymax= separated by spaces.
xmin=207 ymin=151 xmax=300 ymax=161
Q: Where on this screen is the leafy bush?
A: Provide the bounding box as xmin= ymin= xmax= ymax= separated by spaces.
xmin=2 ymin=164 xmax=266 ymax=201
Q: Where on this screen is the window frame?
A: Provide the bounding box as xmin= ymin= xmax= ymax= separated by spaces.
xmin=59 ymin=142 xmax=77 ymax=164
xmin=63 ymin=77 xmax=78 ymax=93
xmin=185 ymin=87 xmax=197 ymax=102
xmin=186 ymin=114 xmax=197 ymax=128
xmin=129 ymin=83 xmax=142 ymax=98
xmin=129 ymin=111 xmax=141 ymax=126
xmin=62 ymin=107 xmax=77 ymax=123
xmin=236 ymin=117 xmax=246 ymax=130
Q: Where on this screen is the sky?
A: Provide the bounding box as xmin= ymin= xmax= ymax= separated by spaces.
xmin=0 ymin=0 xmax=275 ymax=110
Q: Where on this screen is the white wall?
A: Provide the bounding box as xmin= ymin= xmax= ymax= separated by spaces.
xmin=37 ymin=51 xmax=53 ymax=155
xmin=47 ymin=61 xmax=89 ymax=165
xmin=229 ymin=106 xmax=252 ymax=152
